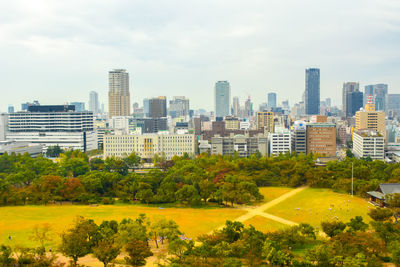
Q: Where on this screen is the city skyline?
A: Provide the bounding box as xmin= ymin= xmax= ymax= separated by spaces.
xmin=1 ymin=1 xmax=400 ymax=111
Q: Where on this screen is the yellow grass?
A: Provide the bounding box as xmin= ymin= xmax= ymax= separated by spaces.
xmin=0 ymin=204 xmax=245 ymax=247
xmin=265 ymin=188 xmax=374 ymax=227
xmin=258 ymin=186 xmax=294 ymax=203
xmin=244 ymin=215 xmax=288 ymax=232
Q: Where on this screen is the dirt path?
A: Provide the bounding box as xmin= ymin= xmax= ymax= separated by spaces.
xmin=211 ymin=186 xmax=308 ymax=232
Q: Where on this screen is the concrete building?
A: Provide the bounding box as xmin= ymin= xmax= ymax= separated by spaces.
xmin=291 ymin=121 xmax=307 ymax=154
xmin=305 ymin=68 xmax=320 ymax=115
xmin=104 ymin=133 xmax=196 ymax=160
xmin=6 ymin=105 xmax=97 ymax=152
xmin=306 ymin=123 xmax=336 ymax=157
xmin=149 ymin=96 xmax=167 ymax=118
xmin=355 ymin=96 xmax=386 ymax=140
xmin=353 ymin=130 xmax=385 ymax=160
xmin=89 ymin=91 xmax=99 ymax=114
xmin=268 ymin=93 xmax=277 ymax=108
xmin=169 ymin=96 xmax=189 ymax=118
xmin=0 ymin=140 xmax=43 ymax=157
xmin=215 ymin=81 xmax=231 ymax=118
xmin=232 ymin=96 xmax=240 ymax=117
xmin=21 ymin=101 xmax=40 ymax=111
xmin=225 ymin=116 xmax=240 ymax=130
xmin=256 ymin=111 xmax=274 ymax=132
xmin=269 ymin=128 xmax=291 ymax=156
xmin=108 ymin=69 xmax=130 ymax=117
xmin=71 ymin=102 xmax=85 ymax=112
xmin=210 ymin=133 xmax=268 ymax=157
xmin=0 ymin=113 xmax=8 ymax=141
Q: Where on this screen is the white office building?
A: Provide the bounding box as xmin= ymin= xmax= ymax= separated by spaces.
xmin=6 ymin=105 xmax=97 ymax=152
xmin=353 ymin=130 xmax=385 ymax=160
xmin=269 ymin=128 xmax=291 ymax=156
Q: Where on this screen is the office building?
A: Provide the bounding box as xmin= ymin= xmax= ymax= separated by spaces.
xmin=0 ymin=113 xmax=8 ymax=141
xmin=364 ymin=84 xmax=388 ymax=112
xmin=169 ymin=96 xmax=189 ymax=118
xmin=291 ymin=121 xmax=307 ymax=154
xmin=388 ymin=94 xmax=400 ymax=111
xmin=104 ymin=133 xmax=196 ymax=160
xmin=211 ymin=133 xmax=268 ymax=157
xmin=256 ymin=111 xmax=274 ymax=132
xmin=8 ymin=106 xmax=14 ymax=113
xmin=215 ymin=81 xmax=231 ymax=118
xmin=342 ymin=82 xmax=363 ymax=117
xmin=355 ymin=96 xmax=386 ymax=139
xmin=232 ymin=97 xmax=240 ymax=117
xmin=6 ymin=105 xmax=97 ymax=152
xmin=108 ymin=69 xmax=130 ymax=117
xmin=71 ymin=102 xmax=85 ymax=112
xmin=268 ymin=93 xmax=277 ymax=108
xmin=244 ymin=97 xmax=252 ymax=117
xmin=306 ymin=123 xmax=336 ymax=157
xmin=305 ymin=68 xmax=320 ymax=115
xmin=225 ymin=116 xmax=240 ymax=130
xmin=89 ymin=91 xmax=99 ymax=114
xmin=269 ymin=128 xmax=291 ymax=156
xmin=353 ymin=130 xmax=385 ymax=160
xmin=149 ymin=96 xmax=167 ymax=118
xmin=134 ymin=118 xmax=168 ymax=133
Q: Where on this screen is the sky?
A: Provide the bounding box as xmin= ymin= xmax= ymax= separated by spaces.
xmin=0 ymin=0 xmax=400 ymax=112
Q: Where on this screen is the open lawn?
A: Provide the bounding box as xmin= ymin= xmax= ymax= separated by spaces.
xmin=0 ymin=204 xmax=245 ymax=247
xmin=258 ymin=186 xmax=294 ymax=203
xmin=265 ymin=188 xmax=374 ymax=228
xmin=243 ymin=215 xmax=288 ymax=232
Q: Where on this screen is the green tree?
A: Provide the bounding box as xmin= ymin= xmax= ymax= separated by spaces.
xmin=29 ymin=223 xmax=53 ymax=251
xmin=346 ymin=216 xmax=368 ymax=232
xmin=124 ymin=240 xmax=153 ymax=266
xmin=0 ymin=245 xmax=14 ymax=266
xmin=92 ymin=239 xmax=121 ymax=267
xmin=321 ymin=220 xmax=346 ymax=238
xmin=368 ymin=208 xmax=393 ymax=221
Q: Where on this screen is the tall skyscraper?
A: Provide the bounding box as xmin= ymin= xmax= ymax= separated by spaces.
xmin=342 ymin=82 xmax=363 ymax=117
xmin=244 ymin=97 xmax=252 ymax=117
xmin=305 ymin=68 xmax=320 ymax=115
xmin=149 ymin=96 xmax=167 ymax=118
xmin=214 ymin=81 xmax=231 ymax=118
xmin=267 ymin=93 xmax=277 ymax=108
xmin=8 ymin=106 xmax=14 ymax=113
xmin=71 ymin=102 xmax=85 ymax=112
xmin=108 ymin=69 xmax=130 ymax=117
xmin=232 ymin=96 xmax=240 ymax=117
xmin=364 ymin=85 xmax=374 ymax=106
xmin=89 ymin=91 xmax=99 ymax=114
xmin=143 ymin=98 xmax=150 ymax=117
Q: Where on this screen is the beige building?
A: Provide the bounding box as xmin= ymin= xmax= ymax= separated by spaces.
xmin=355 ymin=99 xmax=385 ymax=140
xmin=225 ymin=116 xmax=240 ymax=130
xmin=108 ymin=69 xmax=130 ymax=117
xmin=353 ymin=130 xmax=384 ymax=160
xmin=210 ymin=133 xmax=268 ymax=157
xmin=256 ymin=111 xmax=274 ymax=132
xmin=104 ymin=133 xmax=196 ymax=160
xmin=306 ymin=123 xmax=337 ymax=157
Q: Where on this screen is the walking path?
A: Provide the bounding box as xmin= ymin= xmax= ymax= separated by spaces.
xmin=211 ymin=186 xmax=308 ymax=233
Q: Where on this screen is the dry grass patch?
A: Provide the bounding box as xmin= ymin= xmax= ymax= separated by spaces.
xmin=244 ymin=215 xmax=288 ymax=232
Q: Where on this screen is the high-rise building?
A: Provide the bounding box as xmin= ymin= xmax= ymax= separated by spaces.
xmin=305 ymin=68 xmax=320 ymax=115
xmin=215 ymin=81 xmax=231 ymax=118
xmin=342 ymin=82 xmax=359 ymax=117
xmin=306 ymin=123 xmax=336 ymax=157
xmin=143 ymin=98 xmax=150 ymax=117
xmin=325 ymin=98 xmax=331 ymax=107
xmin=21 ymin=101 xmax=40 ymax=111
xmin=269 ymin=128 xmax=291 ymax=156
xmin=71 ymin=102 xmax=85 ymax=112
xmin=8 ymin=106 xmax=14 ymax=113
xmin=149 ymin=96 xmax=167 ymax=118
xmin=6 ymin=105 xmax=97 ymax=152
xmin=244 ymin=97 xmax=252 ymax=117
xmin=232 ymin=96 xmax=240 ymax=117
xmin=89 ymin=91 xmax=99 ymax=114
xmin=169 ymin=96 xmax=189 ymax=118
xmin=291 ymin=121 xmax=307 ymax=154
xmin=108 ymin=69 xmax=130 ymax=117
xmin=348 ymin=91 xmax=363 ymax=117
xmin=0 ymin=113 xmax=8 ymax=141
xmin=364 ymin=84 xmax=388 ymax=112
xmin=267 ymin=93 xmax=277 ymax=108
xmin=256 ymin=111 xmax=274 ymax=132
xmin=355 ymin=95 xmax=386 ymax=139
xmin=388 ymin=94 xmax=400 ymax=111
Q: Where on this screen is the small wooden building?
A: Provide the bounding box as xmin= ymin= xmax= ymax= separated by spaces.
xmin=367 ymin=183 xmax=400 ymax=207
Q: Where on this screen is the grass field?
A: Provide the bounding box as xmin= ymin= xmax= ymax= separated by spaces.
xmin=258 ymin=186 xmax=294 ymax=203
xmin=243 ymin=215 xmax=288 ymax=232
xmin=265 ymin=188 xmax=374 ymax=227
xmin=0 ymin=204 xmax=245 ymax=247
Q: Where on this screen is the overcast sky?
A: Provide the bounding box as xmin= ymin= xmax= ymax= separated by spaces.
xmin=0 ymin=0 xmax=399 ymax=112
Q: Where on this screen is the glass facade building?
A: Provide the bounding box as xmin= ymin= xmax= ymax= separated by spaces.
xmin=305 ymin=68 xmax=320 ymax=115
